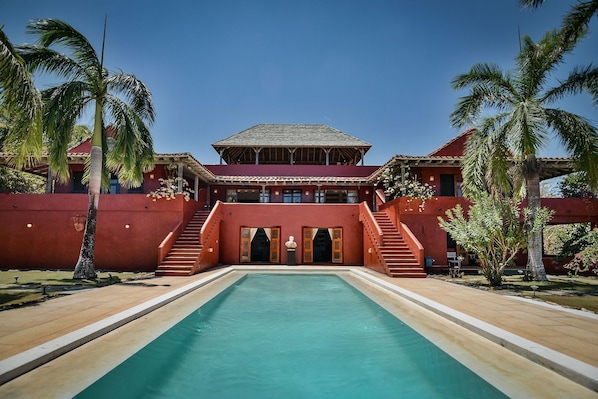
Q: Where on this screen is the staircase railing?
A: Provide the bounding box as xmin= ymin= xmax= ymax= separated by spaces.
xmin=399 ymin=222 xmax=424 ymax=267
xmin=194 ymin=201 xmax=224 ymax=273
xmin=359 ymin=202 xmax=388 ymax=274
xmin=157 ymin=221 xmax=183 ymax=266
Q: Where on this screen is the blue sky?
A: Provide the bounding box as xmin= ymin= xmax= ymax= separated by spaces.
xmin=3 ymin=0 xmax=597 ymax=165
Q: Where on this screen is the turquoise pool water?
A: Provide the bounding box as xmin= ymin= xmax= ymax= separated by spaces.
xmin=76 ymin=274 xmax=507 ymax=398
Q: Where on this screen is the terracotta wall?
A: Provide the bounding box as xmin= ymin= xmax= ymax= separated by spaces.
xmin=380 ymin=196 xmax=598 ymax=271
xmin=0 ymin=194 xmax=201 ymax=271
xmin=218 ymin=203 xmax=363 ymax=265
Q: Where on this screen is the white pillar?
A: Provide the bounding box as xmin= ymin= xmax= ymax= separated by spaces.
xmin=177 ymin=162 xmax=184 ymax=193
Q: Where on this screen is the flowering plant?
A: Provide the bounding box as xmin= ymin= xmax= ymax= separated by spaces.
xmin=564 ymin=228 xmax=598 ymax=276
xmin=378 ymin=166 xmax=435 ymax=211
xmin=147 ymin=165 xmax=194 ymax=202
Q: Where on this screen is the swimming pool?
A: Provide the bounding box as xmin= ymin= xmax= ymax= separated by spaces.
xmin=76 ymin=274 xmax=507 ymax=398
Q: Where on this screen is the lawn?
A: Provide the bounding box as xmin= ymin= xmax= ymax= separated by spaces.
xmin=434 ymin=273 xmax=598 ymax=314
xmin=0 ymin=270 xmax=150 ymax=309
xmin=2 ymin=269 xmax=597 ymax=315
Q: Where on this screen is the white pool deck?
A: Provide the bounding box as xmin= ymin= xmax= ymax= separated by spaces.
xmin=0 ymin=266 xmax=597 ymax=398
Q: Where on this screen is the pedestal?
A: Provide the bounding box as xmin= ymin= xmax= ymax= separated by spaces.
xmin=287 ymin=250 xmax=296 ymax=266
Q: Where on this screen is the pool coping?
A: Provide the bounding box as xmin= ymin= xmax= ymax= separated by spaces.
xmin=0 ymin=265 xmax=596 ymax=392
xmin=0 ymin=268 xmax=233 ymax=385
xmin=351 ymin=268 xmax=598 ymax=393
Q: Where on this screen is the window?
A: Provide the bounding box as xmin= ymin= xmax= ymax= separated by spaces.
xmin=109 ymin=175 xmax=120 ymax=194
xmin=226 ymin=189 xmax=237 ymax=202
xmin=260 ymin=190 xmax=270 ymax=203
xmin=227 ymin=188 xmax=268 ymax=203
xmin=283 ymin=189 xmax=302 ymax=203
xmin=72 ymin=171 xmax=86 ymax=193
xmin=324 ymin=189 xmax=347 ymax=203
xmin=315 ymin=189 xmax=325 ymax=203
xmin=347 ymin=190 xmax=358 ymax=203
xmin=128 ymin=184 xmax=144 ymax=194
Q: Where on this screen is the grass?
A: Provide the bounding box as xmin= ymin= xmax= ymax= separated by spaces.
xmin=3 ymin=269 xmax=597 ymax=315
xmin=0 ymin=270 xmax=151 ymax=309
xmin=433 ymin=273 xmax=598 ymax=314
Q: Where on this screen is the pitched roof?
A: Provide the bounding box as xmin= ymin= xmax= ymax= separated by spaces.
xmin=212 ymin=124 xmax=372 ymax=165
xmin=427 ymin=128 xmax=475 ymax=157
xmin=213 ymin=124 xmax=371 ymax=148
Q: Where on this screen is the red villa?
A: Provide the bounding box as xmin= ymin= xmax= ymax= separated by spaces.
xmin=1 ymin=124 xmax=596 ymax=277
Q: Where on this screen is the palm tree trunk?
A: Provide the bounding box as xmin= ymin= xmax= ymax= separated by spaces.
xmin=524 ymin=156 xmax=548 ymax=281
xmin=73 ymin=194 xmax=98 ymax=279
xmin=73 ymin=103 xmax=103 ymax=279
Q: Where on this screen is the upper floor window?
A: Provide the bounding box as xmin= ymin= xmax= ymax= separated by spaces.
xmin=347 ymin=190 xmax=359 ymax=203
xmin=72 ymin=171 xmax=86 ymax=193
xmin=283 ymin=189 xmax=302 ymax=203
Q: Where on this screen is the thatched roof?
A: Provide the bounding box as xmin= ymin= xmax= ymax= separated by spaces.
xmin=212 ymin=124 xmax=371 ymax=165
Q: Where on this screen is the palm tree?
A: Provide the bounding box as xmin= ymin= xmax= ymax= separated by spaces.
xmin=0 ymin=26 xmax=44 ymax=169
xmin=19 ymin=19 xmax=155 ymax=279
xmin=521 ymin=1 xmax=598 ymax=74
xmin=450 ymin=28 xmax=598 ymax=281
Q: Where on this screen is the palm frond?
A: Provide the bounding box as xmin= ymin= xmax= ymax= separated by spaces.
xmin=542 ymin=64 xmax=598 ymax=105
xmin=450 ymin=63 xmax=516 ymax=128
xmin=519 ymin=0 xmax=544 ymax=8
xmin=546 ymin=108 xmax=598 ymax=189
xmin=106 ymin=73 xmax=155 ymax=124
xmin=461 ymin=128 xmax=492 ymax=196
xmin=507 ymin=100 xmax=548 ymax=157
xmin=104 ymin=95 xmax=154 ymax=187
xmin=26 ymin=19 xmax=102 ymax=80
xmin=560 ymin=0 xmax=598 ymax=46
xmin=0 ymin=27 xmax=44 ymax=168
xmin=42 ymin=82 xmax=89 ymax=182
xmin=17 ymin=44 xmax=85 ymax=81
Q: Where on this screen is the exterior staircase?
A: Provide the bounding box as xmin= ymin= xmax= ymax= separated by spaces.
xmin=373 ymin=212 xmax=427 ymax=278
xmin=155 ymin=211 xmax=210 ymax=276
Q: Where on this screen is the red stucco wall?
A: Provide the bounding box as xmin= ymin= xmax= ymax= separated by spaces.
xmin=380 ymin=196 xmax=598 ymax=271
xmin=218 ymin=203 xmax=363 ymax=265
xmin=0 ymin=194 xmax=201 ymax=271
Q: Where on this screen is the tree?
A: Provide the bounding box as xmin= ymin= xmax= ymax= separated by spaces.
xmin=558 ymin=172 xmax=596 ymax=198
xmin=19 ymin=19 xmax=155 ymax=279
xmin=564 ymin=227 xmax=598 ymax=275
xmin=438 ymin=191 xmax=553 ymax=286
xmin=0 ymin=26 xmax=44 ymax=170
xmin=450 ymin=26 xmax=598 ymax=281
xmin=520 ymin=1 xmax=598 ymax=44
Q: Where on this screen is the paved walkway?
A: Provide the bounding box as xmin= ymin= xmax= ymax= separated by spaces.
xmin=0 ymin=266 xmax=597 ymax=396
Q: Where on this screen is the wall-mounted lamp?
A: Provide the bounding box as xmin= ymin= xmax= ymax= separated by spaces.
xmin=429 ymin=176 xmax=435 ymax=181
xmin=149 ymin=173 xmax=154 ymax=179
xmin=368 ymin=247 xmax=373 ymax=253
xmin=124 ymin=224 xmax=130 ymax=229
xmin=26 ymin=223 xmax=33 ymax=228
xmin=365 ymin=190 xmax=370 ymax=195
xmin=208 ymin=247 xmax=214 ymax=253
xmin=304 ymin=191 xmax=310 ymax=196
xmin=274 ymin=191 xmax=279 ymax=196
xmin=213 ymin=188 xmax=218 ymax=194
